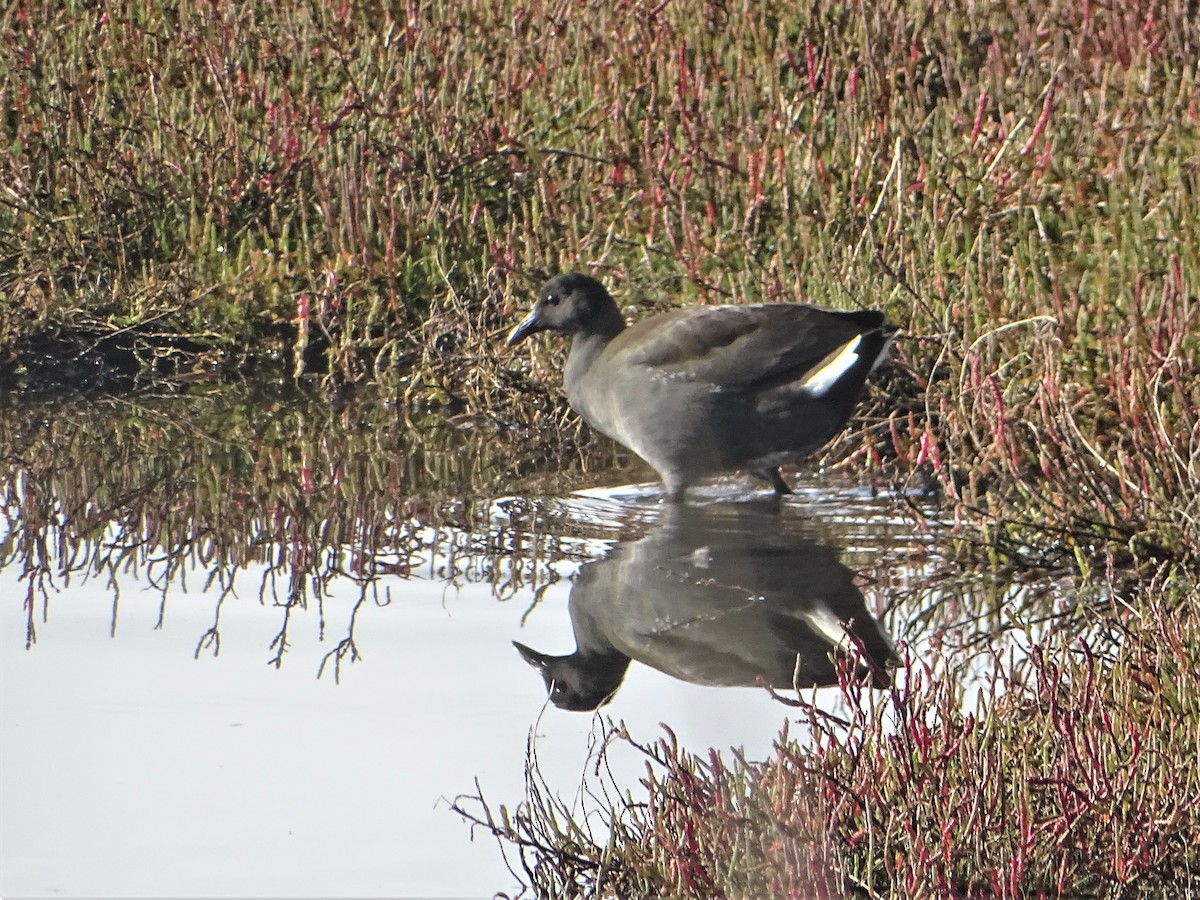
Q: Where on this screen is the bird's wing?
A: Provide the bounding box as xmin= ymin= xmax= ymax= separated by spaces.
xmin=611 ymin=304 xmax=883 ymax=391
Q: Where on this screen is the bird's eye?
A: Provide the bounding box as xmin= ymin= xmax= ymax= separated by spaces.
xmin=544 ymin=293 xmax=559 ymax=306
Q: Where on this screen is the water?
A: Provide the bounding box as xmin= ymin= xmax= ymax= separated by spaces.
xmin=0 ymin=384 xmax=1037 ymax=898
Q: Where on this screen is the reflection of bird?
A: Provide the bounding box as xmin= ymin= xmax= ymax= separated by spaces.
xmin=514 ymin=501 xmax=898 ymax=711
xmin=507 ymin=273 xmax=895 ymax=500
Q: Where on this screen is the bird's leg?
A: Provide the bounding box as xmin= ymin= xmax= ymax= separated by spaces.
xmin=751 ymin=467 xmax=793 ymax=495
xmin=662 ymin=474 xmax=689 ymax=503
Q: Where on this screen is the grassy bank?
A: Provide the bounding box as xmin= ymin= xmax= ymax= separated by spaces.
xmin=3 ymin=0 xmax=1197 ymax=558
xmin=4 ymin=0 xmax=1200 ymax=894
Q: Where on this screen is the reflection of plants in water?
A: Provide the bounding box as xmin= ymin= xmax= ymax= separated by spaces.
xmin=2 ymin=383 xmax=1057 ymax=691
xmin=0 ymin=385 xmax=624 ymax=675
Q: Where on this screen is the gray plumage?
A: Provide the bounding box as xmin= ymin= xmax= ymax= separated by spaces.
xmin=508 ymin=273 xmax=895 ymax=500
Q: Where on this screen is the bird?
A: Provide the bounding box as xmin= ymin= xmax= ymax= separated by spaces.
xmin=507 ymin=273 xmax=895 ymax=501
xmin=513 ymin=500 xmax=898 ymax=711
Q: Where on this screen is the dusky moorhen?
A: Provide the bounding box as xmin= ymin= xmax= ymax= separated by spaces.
xmin=508 ymin=273 xmax=894 ymax=500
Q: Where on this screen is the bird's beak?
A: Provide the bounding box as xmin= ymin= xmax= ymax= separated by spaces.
xmin=506 ymin=310 xmax=543 ymax=346
xmin=512 ymin=640 xmax=556 ymax=672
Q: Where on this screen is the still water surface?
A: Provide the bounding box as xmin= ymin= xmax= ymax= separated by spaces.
xmin=0 ymin=385 xmax=1032 ymax=898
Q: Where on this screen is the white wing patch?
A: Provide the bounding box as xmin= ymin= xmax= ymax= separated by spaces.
xmin=799 ymin=335 xmax=862 ymax=398
xmin=800 ymin=605 xmax=854 ymax=652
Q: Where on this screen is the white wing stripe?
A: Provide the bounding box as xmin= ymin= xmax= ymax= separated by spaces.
xmin=799 ymin=335 xmax=861 ymax=397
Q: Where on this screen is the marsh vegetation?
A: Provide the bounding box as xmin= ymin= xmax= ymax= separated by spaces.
xmin=3 ymin=0 xmax=1200 ymax=896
